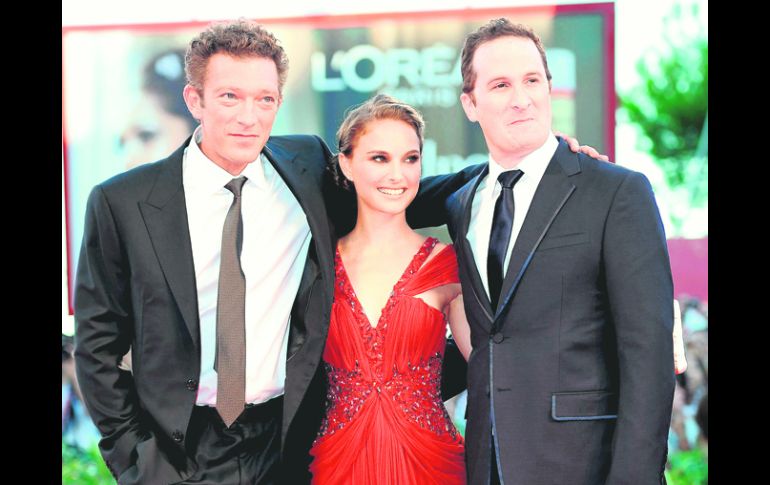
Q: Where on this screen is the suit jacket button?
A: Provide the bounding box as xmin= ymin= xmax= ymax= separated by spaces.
xmin=485 ymin=385 xmax=490 ymax=396
xmin=172 ymin=431 xmax=184 ymax=443
xmin=492 ymin=332 xmax=504 ymax=344
xmin=186 ymin=379 xmax=198 ymax=391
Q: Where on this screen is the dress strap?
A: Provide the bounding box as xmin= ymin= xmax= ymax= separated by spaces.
xmin=401 ymin=244 xmax=459 ymax=296
xmin=391 ymin=237 xmax=439 ymax=294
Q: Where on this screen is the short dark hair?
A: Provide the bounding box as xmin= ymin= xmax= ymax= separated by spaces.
xmin=460 ymin=18 xmax=552 ymax=94
xmin=185 ymin=19 xmax=289 ymax=93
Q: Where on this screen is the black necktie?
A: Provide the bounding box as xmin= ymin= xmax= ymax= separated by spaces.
xmin=487 ymin=169 xmax=524 ymax=311
xmin=216 ymin=176 xmax=248 ymax=427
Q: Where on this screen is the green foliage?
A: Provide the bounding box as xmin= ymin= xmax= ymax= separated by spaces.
xmin=62 ymin=442 xmax=115 ymax=485
xmin=665 ymin=448 xmax=708 ymax=485
xmin=620 ymin=0 xmax=708 ymax=236
xmin=622 ymin=34 xmax=707 ymax=167
xmin=619 ymin=1 xmax=708 ymax=217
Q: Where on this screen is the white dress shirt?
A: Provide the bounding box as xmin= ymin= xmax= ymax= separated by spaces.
xmin=183 ymin=127 xmax=312 ymax=406
xmin=467 ymin=133 xmax=558 ymax=297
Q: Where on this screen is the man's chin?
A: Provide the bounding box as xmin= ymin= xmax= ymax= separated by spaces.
xmin=507 ymin=132 xmax=548 ymax=150
xmin=234 ymin=148 xmax=265 ymax=164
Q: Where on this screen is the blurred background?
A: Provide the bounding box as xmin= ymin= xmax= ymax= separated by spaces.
xmin=61 ymin=1 xmax=707 ymax=483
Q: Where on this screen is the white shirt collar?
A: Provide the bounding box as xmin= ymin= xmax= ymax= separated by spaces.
xmin=184 ymin=125 xmax=268 ymax=194
xmin=485 ymin=132 xmax=558 ymax=198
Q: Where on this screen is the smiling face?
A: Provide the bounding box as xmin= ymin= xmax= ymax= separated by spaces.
xmin=460 ymin=35 xmax=552 ymax=166
xmin=338 ymin=118 xmax=422 ymax=217
xmin=183 ymin=53 xmax=281 ymax=175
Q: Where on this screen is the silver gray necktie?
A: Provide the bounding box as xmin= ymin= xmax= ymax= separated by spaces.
xmin=215 ymin=176 xmax=247 ymax=427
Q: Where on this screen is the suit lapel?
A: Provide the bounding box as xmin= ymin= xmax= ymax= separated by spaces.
xmin=139 ymin=141 xmax=201 ymax=348
xmin=494 ymin=139 xmax=580 ymax=323
xmin=264 ymin=137 xmax=336 ymax=449
xmin=136 ymin=137 xmax=335 ymax=354
xmin=449 ymin=165 xmax=495 ymax=325
xmin=263 ymin=139 xmax=335 ymax=297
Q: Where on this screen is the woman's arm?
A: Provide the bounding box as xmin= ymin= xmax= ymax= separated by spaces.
xmin=447 ymin=293 xmax=472 ymax=361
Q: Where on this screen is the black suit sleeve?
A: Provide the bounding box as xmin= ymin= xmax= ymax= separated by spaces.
xmin=319 ymin=136 xmax=358 ymax=238
xmin=440 ymin=337 xmax=467 ymax=401
xmin=408 ymin=165 xmax=481 ymax=399
xmin=602 ymin=171 xmax=675 ymax=484
xmin=73 ymin=185 xmax=148 ymax=479
xmin=407 ymin=164 xmax=482 ymax=229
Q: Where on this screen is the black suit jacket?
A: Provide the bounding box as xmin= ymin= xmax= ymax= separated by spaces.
xmin=74 ymin=134 xmax=474 ymax=484
xmin=446 ymin=138 xmax=675 ymax=485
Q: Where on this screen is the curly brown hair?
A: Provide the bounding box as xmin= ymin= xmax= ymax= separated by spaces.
xmin=185 ymin=18 xmax=289 ymax=93
xmin=330 ymin=94 xmax=425 ymax=191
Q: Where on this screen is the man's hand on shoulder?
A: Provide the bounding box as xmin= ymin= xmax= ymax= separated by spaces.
xmin=555 ymin=131 xmax=610 ymax=162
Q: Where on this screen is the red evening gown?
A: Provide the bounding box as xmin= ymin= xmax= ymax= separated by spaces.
xmin=309 ymin=237 xmax=466 ymax=484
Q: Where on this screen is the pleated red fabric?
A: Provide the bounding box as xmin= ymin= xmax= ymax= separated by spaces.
xmin=309 ymin=237 xmax=466 ymax=485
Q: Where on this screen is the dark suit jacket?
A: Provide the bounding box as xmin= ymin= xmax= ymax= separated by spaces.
xmin=446 ymin=137 xmax=675 ymax=485
xmin=74 ymin=134 xmax=473 ymax=485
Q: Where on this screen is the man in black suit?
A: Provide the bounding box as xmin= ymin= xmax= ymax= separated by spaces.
xmin=74 ymin=20 xmax=322 ymax=484
xmin=73 ymin=19 xmax=482 ymax=485
xmin=73 ymin=17 xmax=603 ymax=484
xmin=446 ymin=19 xmax=676 ymax=484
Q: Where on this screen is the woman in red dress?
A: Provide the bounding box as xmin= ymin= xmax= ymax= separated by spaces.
xmin=308 ymin=94 xmax=472 ymax=484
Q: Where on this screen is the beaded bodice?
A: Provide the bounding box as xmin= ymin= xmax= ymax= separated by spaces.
xmin=315 ymin=237 xmax=462 ymax=445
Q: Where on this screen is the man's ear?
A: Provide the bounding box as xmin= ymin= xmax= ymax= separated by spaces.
xmin=183 ymin=84 xmax=203 ymax=120
xmin=460 ymin=92 xmax=478 ymax=123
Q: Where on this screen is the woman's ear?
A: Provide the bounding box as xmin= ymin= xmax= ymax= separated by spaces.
xmin=338 ymin=153 xmax=354 ymax=183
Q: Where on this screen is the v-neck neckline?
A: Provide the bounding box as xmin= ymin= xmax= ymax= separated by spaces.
xmin=336 ymin=237 xmax=437 ymax=330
